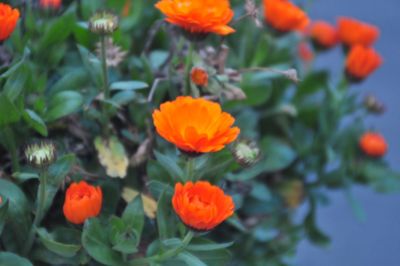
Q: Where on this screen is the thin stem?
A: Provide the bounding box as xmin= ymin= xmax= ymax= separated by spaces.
xmin=184 ymin=42 xmax=194 ymax=96
xmin=185 ymin=157 xmax=195 ymax=181
xmin=23 ymin=170 xmax=48 ymax=256
xmin=100 ymin=35 xmax=111 ymax=136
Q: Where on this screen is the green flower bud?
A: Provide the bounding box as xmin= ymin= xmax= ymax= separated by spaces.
xmin=89 ymin=11 xmax=119 ymax=35
xmin=25 ymin=141 xmax=56 ymax=168
xmin=232 ymin=139 xmax=261 ymax=167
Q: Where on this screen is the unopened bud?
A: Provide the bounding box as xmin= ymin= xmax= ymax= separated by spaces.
xmin=89 ymin=11 xmax=119 ymax=35
xmin=190 ymin=67 xmax=209 ymax=87
xmin=232 ymin=139 xmax=261 ymax=167
xmin=363 ymin=95 xmax=385 ymax=114
xmin=25 ymin=141 xmax=56 ymax=168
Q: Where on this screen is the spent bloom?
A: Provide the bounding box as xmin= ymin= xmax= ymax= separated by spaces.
xmin=337 ymin=17 xmax=379 ymax=47
xmin=309 ymin=20 xmax=339 ymax=49
xmin=63 ymin=181 xmax=103 ymax=224
xmin=152 ymin=96 xmax=240 ymax=154
xmin=359 ymin=132 xmax=387 ymax=157
xmin=263 ymin=0 xmax=310 ymax=33
xmin=39 ymin=0 xmax=62 ymax=9
xmin=190 ymin=67 xmax=209 ymax=87
xmin=89 ymin=11 xmax=119 ymax=35
xmin=155 ymin=0 xmax=235 ymax=36
xmin=345 ymin=45 xmax=382 ymax=81
xmin=172 ymin=181 xmax=235 ymax=231
xmin=0 ymin=3 xmax=20 ymax=42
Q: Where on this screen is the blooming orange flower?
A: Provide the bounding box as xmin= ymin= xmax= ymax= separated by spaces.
xmin=337 ymin=17 xmax=379 ymax=47
xmin=345 ymin=45 xmax=382 ymax=81
xmin=359 ymin=132 xmax=387 ymax=157
xmin=63 ymin=181 xmax=103 ymax=224
xmin=0 ymin=3 xmax=20 ymax=42
xmin=155 ymin=0 xmax=235 ymax=36
xmin=172 ymin=181 xmax=235 ymax=231
xmin=152 ymin=96 xmax=240 ymax=153
xmin=263 ymin=0 xmax=310 ymax=33
xmin=39 ymin=0 xmax=62 ymax=9
xmin=309 ymin=21 xmax=339 ymax=49
xmin=191 ymin=67 xmax=208 ymax=87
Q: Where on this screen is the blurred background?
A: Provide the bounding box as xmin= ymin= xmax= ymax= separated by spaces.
xmin=295 ymin=0 xmax=400 ymax=265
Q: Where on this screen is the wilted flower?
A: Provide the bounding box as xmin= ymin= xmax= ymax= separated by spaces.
xmin=39 ymin=0 xmax=62 ymax=10
xmin=232 ymin=139 xmax=261 ymax=167
xmin=345 ymin=45 xmax=382 ymax=82
xmin=25 ymin=141 xmax=56 ymax=168
xmin=95 ymin=38 xmax=127 ymax=67
xmin=337 ymin=17 xmax=379 ymax=47
xmin=155 ymin=0 xmax=235 ymax=36
xmin=190 ymin=67 xmax=209 ymax=87
xmin=309 ymin=21 xmax=339 ymax=50
xmin=0 ymin=3 xmax=20 ymax=42
xmin=263 ymin=0 xmax=310 ymax=33
xmin=359 ymin=132 xmax=387 ymax=157
xmin=152 ymin=96 xmax=240 ymax=154
xmin=63 ymin=181 xmax=103 ymax=224
xmin=363 ymin=95 xmax=385 ymax=114
xmin=172 ymin=181 xmax=235 ymax=231
xmin=89 ymin=11 xmax=119 ymax=35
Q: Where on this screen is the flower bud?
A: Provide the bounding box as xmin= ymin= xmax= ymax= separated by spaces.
xmin=232 ymin=139 xmax=261 ymax=167
xmin=190 ymin=67 xmax=209 ymax=87
xmin=25 ymin=141 xmax=56 ymax=168
xmin=363 ymin=95 xmax=385 ymax=114
xmin=89 ymin=11 xmax=119 ymax=35
xmin=359 ymin=132 xmax=387 ymax=157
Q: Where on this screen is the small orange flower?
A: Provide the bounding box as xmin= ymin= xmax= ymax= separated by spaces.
xmin=337 ymin=17 xmax=379 ymax=47
xmin=191 ymin=67 xmax=208 ymax=87
xmin=152 ymin=96 xmax=240 ymax=153
xmin=309 ymin=21 xmax=339 ymax=49
xmin=263 ymin=0 xmax=310 ymax=33
xmin=345 ymin=45 xmax=382 ymax=81
xmin=155 ymin=0 xmax=235 ymax=36
xmin=298 ymin=42 xmax=314 ymax=63
xmin=359 ymin=132 xmax=387 ymax=157
xmin=0 ymin=3 xmax=20 ymax=42
xmin=172 ymin=181 xmax=235 ymax=231
xmin=63 ymin=181 xmax=103 ymax=224
xmin=39 ymin=0 xmax=62 ymax=9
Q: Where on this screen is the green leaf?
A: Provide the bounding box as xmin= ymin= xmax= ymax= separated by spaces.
xmin=109 ymin=217 xmax=138 ymax=254
xmin=157 ymin=190 xmax=175 ymax=240
xmin=23 ymin=109 xmax=48 ymax=136
xmin=0 ymin=252 xmax=32 ymax=266
xmin=295 ymin=71 xmax=329 ymax=101
xmin=49 ymin=68 xmax=89 ymax=96
xmin=45 ymin=91 xmax=83 ymax=122
xmin=37 ymin=227 xmax=81 ymax=258
xmin=0 ymin=199 xmax=9 ymax=237
xmin=110 ymin=81 xmax=149 ymax=91
xmin=154 ymin=151 xmax=184 ymax=180
xmin=186 ymin=238 xmax=232 ymax=266
xmin=77 ymin=45 xmax=102 ymax=87
xmin=111 ymin=91 xmax=136 ymax=106
xmin=187 ymin=241 xmax=233 ymax=251
xmin=0 ymin=93 xmax=21 ymax=126
xmin=12 ymin=172 xmax=39 ymax=183
xmin=82 ymin=218 xmax=124 ymax=266
xmin=177 ymin=251 xmax=207 ymax=266
xmin=122 ymin=195 xmax=144 ymax=241
xmin=0 ymin=47 xmax=30 ymax=80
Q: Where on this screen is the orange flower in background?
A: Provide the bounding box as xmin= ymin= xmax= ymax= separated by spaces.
xmin=359 ymin=132 xmax=387 ymax=157
xmin=0 ymin=3 xmax=20 ymax=42
xmin=155 ymin=0 xmax=235 ymax=36
xmin=172 ymin=181 xmax=235 ymax=231
xmin=345 ymin=45 xmax=382 ymax=81
xmin=152 ymin=96 xmax=240 ymax=153
xmin=309 ymin=21 xmax=339 ymax=49
xmin=298 ymin=42 xmax=314 ymax=63
xmin=63 ymin=181 xmax=103 ymax=224
xmin=337 ymin=17 xmax=379 ymax=47
xmin=263 ymin=0 xmax=310 ymax=33
xmin=39 ymin=0 xmax=62 ymax=9
xmin=191 ymin=67 xmax=208 ymax=87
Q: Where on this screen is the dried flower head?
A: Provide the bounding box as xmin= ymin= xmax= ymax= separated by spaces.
xmin=172 ymin=181 xmax=235 ymax=231
xmin=0 ymin=3 xmax=20 ymax=42
xmin=95 ymin=38 xmax=127 ymax=67
xmin=363 ymin=95 xmax=385 ymax=114
xmin=25 ymin=141 xmax=56 ymax=168
xmin=245 ymin=0 xmax=262 ymax=28
xmin=89 ymin=11 xmax=119 ymax=35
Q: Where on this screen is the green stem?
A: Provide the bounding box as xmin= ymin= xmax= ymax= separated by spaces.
xmin=184 ymin=43 xmax=194 ymax=96
xmin=100 ymin=35 xmax=111 ymax=136
xmin=185 ymin=157 xmax=195 ymax=181
xmin=23 ymin=170 xmax=47 ymax=256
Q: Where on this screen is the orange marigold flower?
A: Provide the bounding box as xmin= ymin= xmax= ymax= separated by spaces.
xmin=309 ymin=20 xmax=339 ymax=49
xmin=345 ymin=45 xmax=382 ymax=81
xmin=172 ymin=181 xmax=235 ymax=231
xmin=191 ymin=67 xmax=208 ymax=87
xmin=63 ymin=181 xmax=103 ymax=224
xmin=0 ymin=3 xmax=20 ymax=42
xmin=359 ymin=132 xmax=387 ymax=157
xmin=155 ymin=0 xmax=235 ymax=36
xmin=152 ymin=96 xmax=240 ymax=153
xmin=263 ymin=0 xmax=310 ymax=33
xmin=39 ymin=0 xmax=62 ymax=9
xmin=337 ymin=17 xmax=379 ymax=47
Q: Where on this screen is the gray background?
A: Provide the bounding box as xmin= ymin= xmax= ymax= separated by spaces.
xmin=295 ymin=0 xmax=400 ymax=265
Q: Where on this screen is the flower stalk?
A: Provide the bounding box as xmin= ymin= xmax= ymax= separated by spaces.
xmin=100 ymin=35 xmax=111 ymax=136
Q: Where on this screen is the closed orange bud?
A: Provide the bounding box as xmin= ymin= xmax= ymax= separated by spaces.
xmin=155 ymin=0 xmax=235 ymax=36
xmin=172 ymin=181 xmax=235 ymax=231
xmin=345 ymin=45 xmax=382 ymax=81
xmin=309 ymin=21 xmax=339 ymax=49
xmin=152 ymin=96 xmax=240 ymax=154
xmin=0 ymin=3 xmax=20 ymax=42
xmin=63 ymin=181 xmax=103 ymax=224
xmin=359 ymin=132 xmax=387 ymax=157
xmin=263 ymin=0 xmax=310 ymax=33
xmin=337 ymin=17 xmax=379 ymax=47
xmin=190 ymin=67 xmax=208 ymax=87
xmin=39 ymin=0 xmax=62 ymax=9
